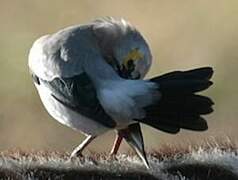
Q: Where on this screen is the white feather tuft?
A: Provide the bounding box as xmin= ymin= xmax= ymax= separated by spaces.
xmin=97 ymin=79 xmax=160 ymax=126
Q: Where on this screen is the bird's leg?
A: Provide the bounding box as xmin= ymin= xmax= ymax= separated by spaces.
xmin=70 ymin=135 xmax=95 ymax=158
xmin=110 ymin=132 xmax=124 ymax=155
xmin=110 ymin=128 xmax=130 ymax=155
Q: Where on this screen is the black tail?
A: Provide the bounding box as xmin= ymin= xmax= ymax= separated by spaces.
xmin=140 ymin=67 xmax=214 ymax=134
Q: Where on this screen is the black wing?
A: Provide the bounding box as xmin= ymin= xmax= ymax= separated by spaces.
xmin=38 ymin=73 xmax=116 ymax=128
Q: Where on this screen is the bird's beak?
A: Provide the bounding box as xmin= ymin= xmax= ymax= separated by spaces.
xmin=122 ymin=123 xmax=150 ymax=169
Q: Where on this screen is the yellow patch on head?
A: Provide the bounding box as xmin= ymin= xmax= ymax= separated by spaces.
xmin=123 ymin=48 xmax=143 ymax=68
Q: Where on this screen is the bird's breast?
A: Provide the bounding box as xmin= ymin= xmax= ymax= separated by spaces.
xmin=35 ymin=83 xmax=109 ymax=136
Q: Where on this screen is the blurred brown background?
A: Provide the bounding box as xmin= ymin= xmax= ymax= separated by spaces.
xmin=0 ymin=0 xmax=237 ymax=153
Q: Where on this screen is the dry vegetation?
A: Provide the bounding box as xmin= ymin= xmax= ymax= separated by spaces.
xmin=0 ymin=0 xmax=238 ymax=151
xmin=0 ymin=139 xmax=237 ymax=180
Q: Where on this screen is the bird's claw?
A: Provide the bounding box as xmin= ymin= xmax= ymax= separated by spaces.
xmin=70 ymin=151 xmax=83 ymax=160
xmin=108 ymin=153 xmax=118 ymax=161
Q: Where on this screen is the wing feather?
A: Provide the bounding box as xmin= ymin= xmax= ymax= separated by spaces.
xmin=39 ymin=73 xmax=116 ymax=128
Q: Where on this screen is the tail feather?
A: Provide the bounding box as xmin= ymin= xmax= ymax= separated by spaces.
xmin=147 ymin=95 xmax=214 ymax=115
xmin=139 ymin=67 xmax=214 ymax=134
xmin=152 ymin=123 xmax=180 ymax=134
xmin=151 ymin=67 xmax=213 ymax=81
xmin=156 ymin=80 xmax=213 ymax=94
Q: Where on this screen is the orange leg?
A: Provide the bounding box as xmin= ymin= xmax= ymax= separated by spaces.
xmin=110 ymin=133 xmax=123 ymax=155
xmin=110 ymin=129 xmax=130 ymax=155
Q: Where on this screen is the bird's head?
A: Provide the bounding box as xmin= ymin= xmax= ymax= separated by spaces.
xmin=93 ymin=17 xmax=152 ymax=79
xmin=112 ymin=31 xmax=152 ymax=79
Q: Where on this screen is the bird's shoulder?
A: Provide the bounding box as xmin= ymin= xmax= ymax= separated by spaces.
xmin=28 ymin=23 xmax=101 ymax=81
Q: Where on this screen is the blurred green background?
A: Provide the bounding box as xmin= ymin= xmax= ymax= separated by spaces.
xmin=0 ymin=0 xmax=237 ymax=153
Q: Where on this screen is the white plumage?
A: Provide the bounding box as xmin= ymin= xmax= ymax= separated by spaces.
xmin=35 ymin=83 xmax=109 ymax=136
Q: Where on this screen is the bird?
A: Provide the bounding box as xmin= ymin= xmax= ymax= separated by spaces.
xmin=28 ymin=17 xmax=214 ymax=168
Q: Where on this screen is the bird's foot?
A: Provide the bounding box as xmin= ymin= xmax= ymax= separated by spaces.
xmin=68 ymin=151 xmax=85 ymax=165
xmin=108 ymin=153 xmax=118 ymax=161
xmin=70 ymin=150 xmax=83 ymax=160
